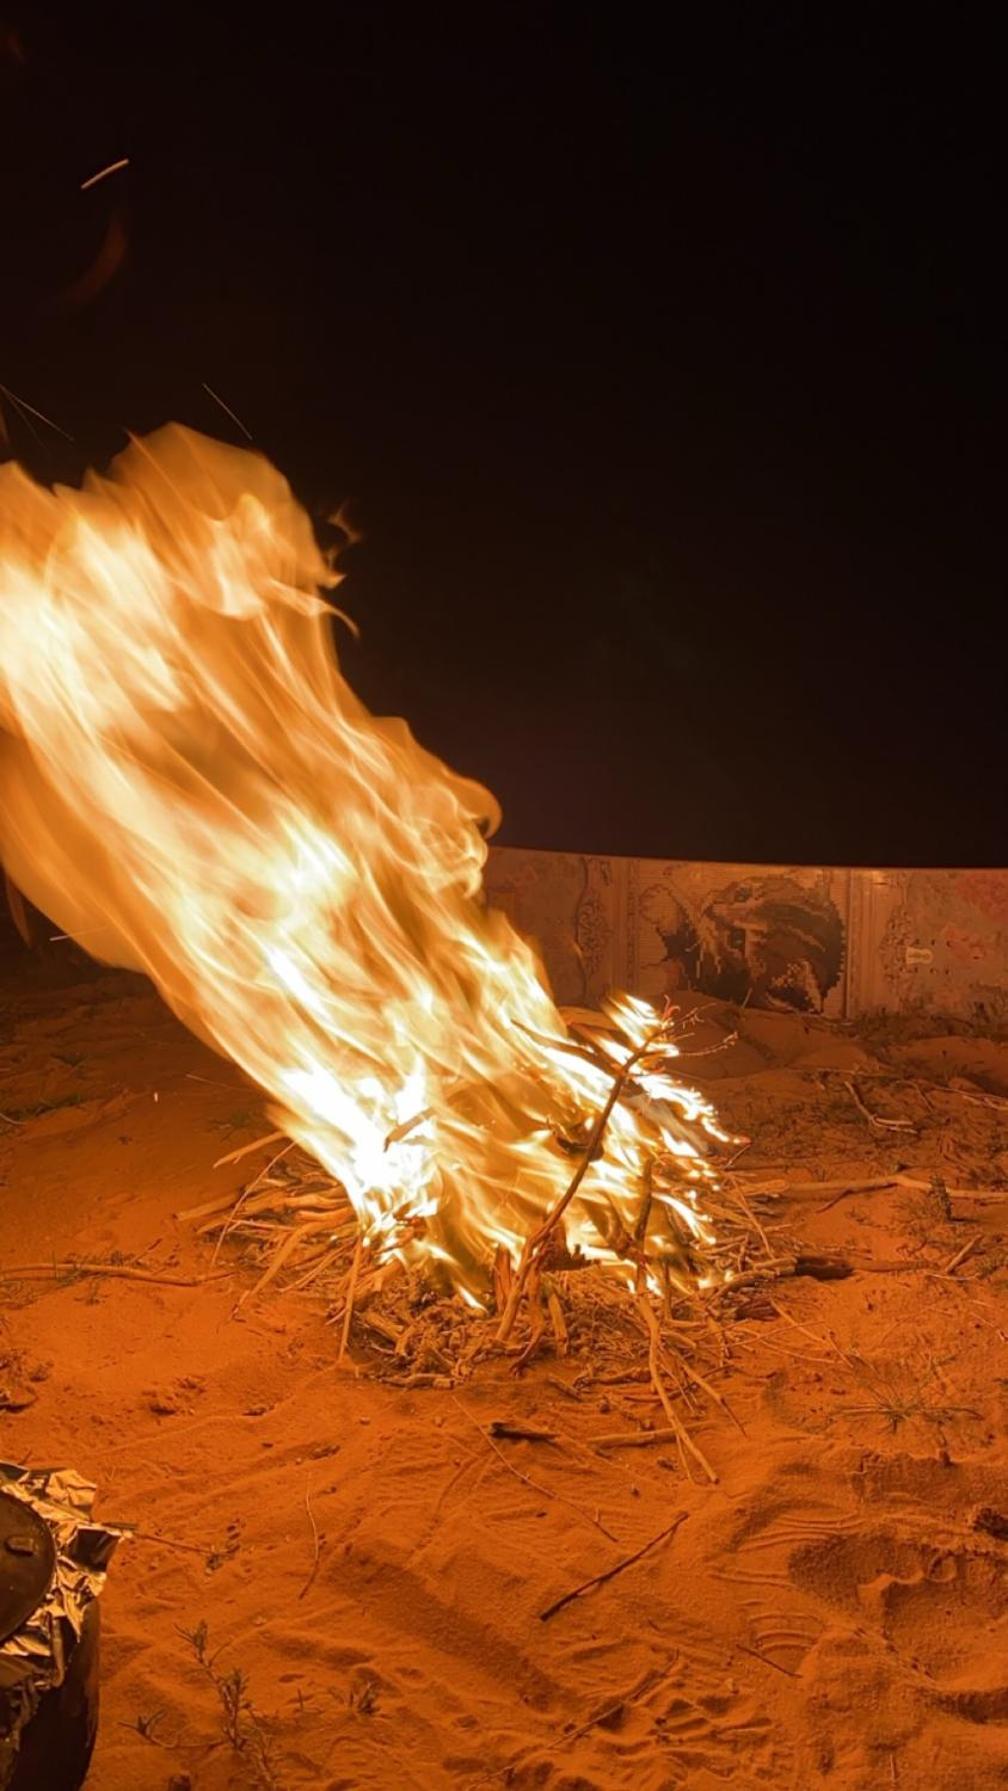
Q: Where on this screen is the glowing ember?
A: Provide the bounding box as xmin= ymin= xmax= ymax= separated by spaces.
xmin=0 ymin=427 xmax=726 ymax=1298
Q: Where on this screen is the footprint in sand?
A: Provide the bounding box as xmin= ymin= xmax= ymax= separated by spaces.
xmin=789 ymin=1527 xmax=1008 ymax=1722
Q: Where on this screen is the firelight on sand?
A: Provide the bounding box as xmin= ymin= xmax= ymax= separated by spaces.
xmin=0 ymin=427 xmax=726 ymax=1300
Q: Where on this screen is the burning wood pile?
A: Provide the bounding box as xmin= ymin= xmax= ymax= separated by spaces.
xmin=0 ymin=427 xmax=779 ymax=1475
xmin=180 ymin=994 xmax=780 ymax=1480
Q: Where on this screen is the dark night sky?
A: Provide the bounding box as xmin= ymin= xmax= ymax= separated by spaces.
xmin=1 ymin=11 xmax=1003 ymax=866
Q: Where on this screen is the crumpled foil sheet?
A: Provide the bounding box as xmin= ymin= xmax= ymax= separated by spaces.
xmin=0 ymin=1461 xmax=121 ymax=1787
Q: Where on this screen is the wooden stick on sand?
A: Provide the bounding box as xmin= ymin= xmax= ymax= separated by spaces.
xmin=0 ymin=1261 xmax=231 ymax=1288
xmin=539 ymin=1511 xmax=687 ymax=1621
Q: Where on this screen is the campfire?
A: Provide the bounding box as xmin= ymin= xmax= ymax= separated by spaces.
xmin=0 ymin=428 xmax=770 ymax=1468
xmin=5 ymin=432 xmax=1005 ymax=1791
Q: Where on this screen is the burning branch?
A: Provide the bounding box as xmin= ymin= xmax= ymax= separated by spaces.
xmin=496 ymin=1016 xmax=671 ymax=1344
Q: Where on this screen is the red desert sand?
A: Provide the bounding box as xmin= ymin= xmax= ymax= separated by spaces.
xmin=4 ymin=947 xmax=1008 ymax=1790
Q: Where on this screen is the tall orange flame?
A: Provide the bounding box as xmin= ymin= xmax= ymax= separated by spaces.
xmin=0 ymin=428 xmax=722 ymax=1298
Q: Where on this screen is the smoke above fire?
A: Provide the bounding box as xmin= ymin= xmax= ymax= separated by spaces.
xmin=0 ymin=427 xmax=723 ymax=1298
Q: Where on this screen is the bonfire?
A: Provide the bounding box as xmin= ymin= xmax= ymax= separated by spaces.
xmin=0 ymin=429 xmax=770 ymax=1476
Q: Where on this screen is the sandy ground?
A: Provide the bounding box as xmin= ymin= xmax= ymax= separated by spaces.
xmin=3 ymin=943 xmax=1008 ymax=1790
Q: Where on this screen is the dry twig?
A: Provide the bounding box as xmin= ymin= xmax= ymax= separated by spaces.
xmin=539 ymin=1511 xmax=687 ymax=1621
xmin=0 ymin=1261 xmax=231 ymax=1288
xmin=337 ymin=1239 xmax=364 ymax=1363
xmin=942 ymin=1231 xmax=984 ymax=1276
xmin=213 ymin=1130 xmax=287 ymax=1168
xmin=497 ymin=1019 xmax=668 ymax=1345
xmin=636 ymin=1290 xmax=718 ymax=1483
xmin=843 ymin=1078 xmax=916 ymax=1132
xmin=450 ymin=1394 xmax=619 ymax=1543
xmin=591 ymin=1427 xmax=682 ymax=1451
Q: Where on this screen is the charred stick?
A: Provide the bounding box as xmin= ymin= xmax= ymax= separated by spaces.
xmin=488 ymin=1420 xmax=559 ymax=1443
